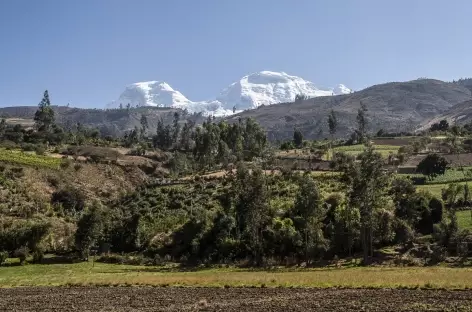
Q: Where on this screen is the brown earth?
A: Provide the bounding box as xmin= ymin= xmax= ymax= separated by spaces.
xmin=372 ymin=138 xmax=416 ymax=146
xmin=1 ymin=287 xmax=472 ymax=311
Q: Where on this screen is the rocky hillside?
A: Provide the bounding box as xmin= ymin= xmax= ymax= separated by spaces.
xmin=420 ymin=99 xmax=472 ymax=130
xmin=227 ymin=79 xmax=472 ymax=140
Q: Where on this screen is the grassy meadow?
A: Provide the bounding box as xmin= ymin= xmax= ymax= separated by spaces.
xmin=2 ymin=261 xmax=472 ymax=289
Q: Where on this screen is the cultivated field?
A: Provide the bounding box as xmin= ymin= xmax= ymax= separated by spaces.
xmin=323 ymin=144 xmax=400 ymax=160
xmin=1 ymin=287 xmax=472 ymax=311
xmin=0 ymin=148 xmax=61 ymax=169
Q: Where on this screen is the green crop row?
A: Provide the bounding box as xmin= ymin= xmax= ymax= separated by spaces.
xmin=0 ymin=149 xmax=61 ymax=169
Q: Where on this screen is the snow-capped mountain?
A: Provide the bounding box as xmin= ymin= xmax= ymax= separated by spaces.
xmin=107 ymin=81 xmax=192 ymax=108
xmin=107 ymin=71 xmax=351 ymax=116
xmin=216 ymin=71 xmax=348 ymax=111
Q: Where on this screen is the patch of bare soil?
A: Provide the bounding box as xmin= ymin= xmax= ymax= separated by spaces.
xmin=1 ymin=287 xmax=472 ymax=311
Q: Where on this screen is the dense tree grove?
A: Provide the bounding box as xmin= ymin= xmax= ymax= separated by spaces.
xmin=78 ymin=142 xmax=455 ymax=266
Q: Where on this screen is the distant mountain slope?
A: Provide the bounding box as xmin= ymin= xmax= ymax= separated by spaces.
xmin=419 ymin=99 xmax=472 ymax=130
xmin=0 ymin=106 xmax=204 ymax=137
xmin=226 ymin=79 xmax=472 ymax=140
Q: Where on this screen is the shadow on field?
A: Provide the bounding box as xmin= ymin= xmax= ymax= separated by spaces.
xmin=39 ymin=255 xmax=82 ymax=265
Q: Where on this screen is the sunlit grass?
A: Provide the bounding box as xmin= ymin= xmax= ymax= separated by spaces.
xmin=417 ymin=182 xmax=472 ymax=197
xmin=1 ymin=262 xmax=472 ymax=289
xmin=457 ymin=210 xmax=472 ymax=231
xmin=323 ymin=144 xmax=399 ymax=160
xmin=0 ymin=148 xmax=61 ymax=169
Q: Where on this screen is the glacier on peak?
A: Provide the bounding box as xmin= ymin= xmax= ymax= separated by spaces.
xmin=107 ymin=71 xmax=351 ymax=116
xmin=106 ymin=81 xmax=191 ymax=109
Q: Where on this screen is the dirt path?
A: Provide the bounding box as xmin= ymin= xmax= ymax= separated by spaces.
xmin=1 ymin=287 xmax=472 ymax=311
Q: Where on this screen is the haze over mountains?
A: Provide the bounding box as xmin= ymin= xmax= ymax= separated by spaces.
xmin=106 ymin=71 xmax=352 ymax=116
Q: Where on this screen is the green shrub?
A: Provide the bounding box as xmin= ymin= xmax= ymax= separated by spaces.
xmin=51 ymin=187 xmax=86 ymax=214
xmin=35 ymin=146 xmax=46 ymax=156
xmin=0 ymin=251 xmax=8 ymax=265
xmin=14 ymin=246 xmax=29 ymax=265
xmin=21 ymin=143 xmax=36 ymax=151
xmin=60 ymin=158 xmax=72 ymax=169
xmin=32 ymin=249 xmax=44 ymax=264
xmin=47 ymin=175 xmax=60 ymax=188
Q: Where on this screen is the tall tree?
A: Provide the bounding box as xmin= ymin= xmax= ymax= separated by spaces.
xmin=293 ymin=129 xmax=303 ymax=148
xmin=327 ymin=109 xmax=338 ymax=160
xmin=292 ymin=175 xmax=326 ymax=262
xmin=232 ymin=165 xmax=271 ymax=265
xmin=335 ymin=144 xmax=389 ymax=264
xmin=172 ymin=112 xmax=181 ymax=144
xmin=179 ymin=121 xmax=194 ymax=151
xmin=140 ymin=114 xmax=148 ymax=139
xmin=417 ymin=154 xmax=448 ymax=180
xmin=75 ymin=204 xmax=107 ymax=260
xmin=153 ymin=118 xmax=171 ymax=150
xmin=140 ymin=114 xmax=148 ymax=131
xmin=356 ymin=102 xmax=368 ymax=143
xmin=328 ymin=109 xmax=338 ymax=137
xmin=0 ymin=118 xmax=6 ymax=136
xmin=34 ymin=90 xmax=55 ymax=132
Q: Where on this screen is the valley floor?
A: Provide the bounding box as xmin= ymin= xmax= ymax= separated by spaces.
xmin=1 ymin=287 xmax=472 ymax=311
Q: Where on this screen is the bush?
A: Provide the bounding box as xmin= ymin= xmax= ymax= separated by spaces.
xmin=47 ymin=175 xmax=60 ymax=188
xmin=35 ymin=146 xmax=46 ymax=156
xmin=32 ymin=249 xmax=44 ymax=264
xmin=60 ymin=158 xmax=72 ymax=169
xmin=0 ymin=251 xmax=8 ymax=265
xmin=14 ymin=246 xmax=29 ymax=265
xmin=394 ymin=219 xmax=415 ymax=245
xmin=410 ymin=176 xmax=426 ymax=185
xmin=51 ymin=187 xmax=86 ymax=214
xmin=21 ymin=143 xmax=36 ymax=152
xmin=9 ymin=167 xmax=24 ymax=178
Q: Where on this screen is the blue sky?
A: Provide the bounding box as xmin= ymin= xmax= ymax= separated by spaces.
xmin=1 ymin=0 xmax=471 ymax=107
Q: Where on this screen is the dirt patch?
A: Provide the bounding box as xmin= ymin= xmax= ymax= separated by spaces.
xmin=372 ymin=138 xmax=416 ymax=146
xmin=1 ymin=287 xmax=471 ymax=311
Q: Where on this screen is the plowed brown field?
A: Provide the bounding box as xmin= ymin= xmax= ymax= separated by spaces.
xmin=1 ymin=287 xmax=472 ymax=311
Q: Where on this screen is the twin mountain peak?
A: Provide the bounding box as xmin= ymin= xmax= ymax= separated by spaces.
xmin=107 ymin=71 xmax=351 ymax=116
